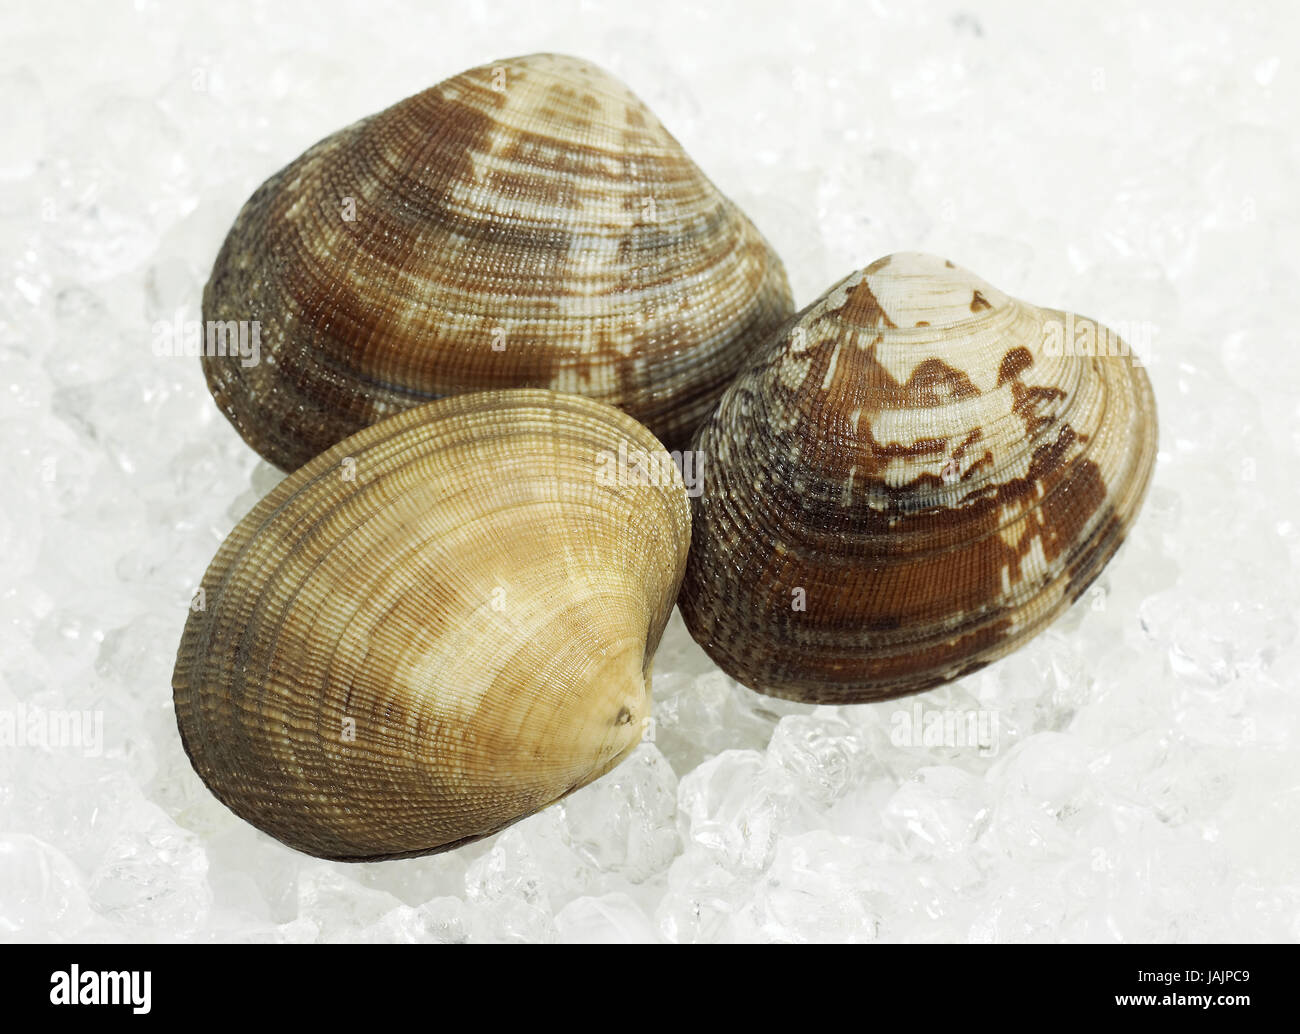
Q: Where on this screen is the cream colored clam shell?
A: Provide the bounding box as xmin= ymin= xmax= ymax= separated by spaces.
xmin=173 ymin=389 xmax=691 ymax=860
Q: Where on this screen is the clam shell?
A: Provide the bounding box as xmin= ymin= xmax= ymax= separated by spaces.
xmin=173 ymin=389 xmax=690 ymax=860
xmin=203 ymin=52 xmax=793 ymax=470
xmin=679 ymin=252 xmax=1158 ymax=704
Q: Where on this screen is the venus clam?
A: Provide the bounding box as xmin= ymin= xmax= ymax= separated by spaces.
xmin=172 ymin=389 xmax=690 ymax=860
xmin=679 ymin=252 xmax=1158 ymax=704
xmin=202 ymin=52 xmax=794 ymax=471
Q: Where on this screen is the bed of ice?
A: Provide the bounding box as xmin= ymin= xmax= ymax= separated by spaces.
xmin=2 ymin=0 xmax=1297 ymax=943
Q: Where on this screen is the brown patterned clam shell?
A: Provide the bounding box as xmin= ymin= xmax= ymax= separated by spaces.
xmin=202 ymin=53 xmax=794 ymax=471
xmin=679 ymin=252 xmax=1158 ymax=704
xmin=173 ymin=389 xmax=691 ymax=860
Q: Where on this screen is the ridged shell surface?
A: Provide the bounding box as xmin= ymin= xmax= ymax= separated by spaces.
xmin=203 ymin=52 xmax=794 ymax=470
xmin=173 ymin=389 xmax=691 ymax=860
xmin=679 ymin=252 xmax=1158 ymax=704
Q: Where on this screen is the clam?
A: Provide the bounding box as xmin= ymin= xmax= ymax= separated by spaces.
xmin=202 ymin=52 xmax=794 ymax=471
xmin=678 ymin=252 xmax=1158 ymax=704
xmin=172 ymin=389 xmax=690 ymax=860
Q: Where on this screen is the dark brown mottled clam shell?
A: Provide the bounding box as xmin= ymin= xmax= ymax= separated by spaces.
xmin=679 ymin=252 xmax=1159 ymax=704
xmin=202 ymin=52 xmax=793 ymax=470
